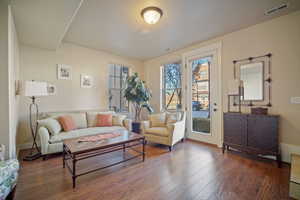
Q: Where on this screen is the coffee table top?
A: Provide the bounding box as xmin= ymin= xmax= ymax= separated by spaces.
xmin=63 ymin=130 xmax=144 ymax=154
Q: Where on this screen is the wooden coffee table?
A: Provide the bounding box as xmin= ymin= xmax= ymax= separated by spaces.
xmin=62 ymin=130 xmax=145 ymax=188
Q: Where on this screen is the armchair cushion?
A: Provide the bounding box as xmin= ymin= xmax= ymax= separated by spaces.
xmin=144 ymin=127 xmax=169 ymax=137
xmin=149 ymin=113 xmax=166 ymax=127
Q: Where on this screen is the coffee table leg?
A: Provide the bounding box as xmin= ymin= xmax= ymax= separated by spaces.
xmin=142 ymin=139 xmax=145 ymax=162
xmin=72 ymin=157 xmax=77 ymax=188
xmin=123 ymin=144 xmax=125 ymax=152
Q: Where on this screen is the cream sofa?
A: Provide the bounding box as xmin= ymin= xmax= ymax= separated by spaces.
xmin=38 ymin=111 xmax=132 ymax=157
xmin=141 ymin=111 xmax=186 ymax=151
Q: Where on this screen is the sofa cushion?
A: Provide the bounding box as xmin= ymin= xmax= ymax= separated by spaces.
xmin=112 ymin=115 xmax=126 ymax=126
xmin=47 ymin=112 xmax=87 ymax=129
xmin=86 ymin=111 xmax=115 ymax=127
xmin=37 ymin=118 xmax=62 ymax=135
xmin=49 ymin=126 xmax=126 ymax=144
xmin=149 ymin=113 xmax=166 ymax=127
xmin=58 ymin=116 xmax=77 ymax=131
xmin=145 ymin=127 xmax=169 ymax=137
xmin=96 ymin=114 xmax=113 ymax=127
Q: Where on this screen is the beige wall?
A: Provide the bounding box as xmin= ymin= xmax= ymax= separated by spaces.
xmin=18 ymin=42 xmax=144 ymax=146
xmin=144 ymin=11 xmax=300 ymax=147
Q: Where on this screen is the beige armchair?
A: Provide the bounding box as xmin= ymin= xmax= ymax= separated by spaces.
xmin=141 ymin=111 xmax=186 ymax=151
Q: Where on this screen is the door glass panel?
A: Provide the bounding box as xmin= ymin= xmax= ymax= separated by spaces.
xmin=191 ymin=57 xmax=212 ymax=134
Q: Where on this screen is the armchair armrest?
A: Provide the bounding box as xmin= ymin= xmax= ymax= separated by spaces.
xmin=38 ymin=127 xmax=50 ymax=155
xmin=140 ymin=121 xmax=150 ymax=135
xmin=123 ymin=119 xmax=132 ymax=131
xmin=167 ymin=112 xmax=186 ymax=145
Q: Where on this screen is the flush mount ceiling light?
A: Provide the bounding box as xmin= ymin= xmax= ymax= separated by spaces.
xmin=141 ymin=6 xmax=163 ymax=24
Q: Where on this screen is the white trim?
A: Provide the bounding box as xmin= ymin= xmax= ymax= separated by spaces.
xmin=56 ymin=0 xmax=85 ymax=49
xmin=182 ymin=42 xmax=223 ymax=147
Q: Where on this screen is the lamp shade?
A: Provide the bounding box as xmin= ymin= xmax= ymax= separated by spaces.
xmin=21 ymin=81 xmax=48 ymax=97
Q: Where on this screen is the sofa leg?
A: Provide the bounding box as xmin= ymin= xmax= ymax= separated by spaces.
xmin=42 ymin=155 xmax=47 ymax=161
xmin=181 ymin=138 xmax=184 ymax=142
xmin=169 ymin=146 xmax=172 ymax=152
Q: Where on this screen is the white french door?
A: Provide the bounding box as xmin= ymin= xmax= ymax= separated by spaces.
xmin=182 ymin=43 xmax=222 ymax=147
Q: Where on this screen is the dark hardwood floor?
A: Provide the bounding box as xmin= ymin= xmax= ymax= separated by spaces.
xmin=16 ymin=140 xmax=291 ymax=200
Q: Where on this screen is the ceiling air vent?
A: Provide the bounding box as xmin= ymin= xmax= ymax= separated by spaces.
xmin=265 ymin=3 xmax=289 ymax=15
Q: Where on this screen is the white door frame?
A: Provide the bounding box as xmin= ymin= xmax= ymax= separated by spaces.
xmin=182 ymin=42 xmax=223 ymax=147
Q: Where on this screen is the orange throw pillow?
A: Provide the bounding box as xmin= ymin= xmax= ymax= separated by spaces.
xmin=58 ymin=116 xmax=76 ymax=131
xmin=96 ymin=114 xmax=113 ymax=127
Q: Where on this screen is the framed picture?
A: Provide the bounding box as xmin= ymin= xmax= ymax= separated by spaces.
xmin=47 ymin=83 xmax=56 ymax=95
xmin=80 ymin=74 xmax=93 ymax=88
xmin=57 ymin=64 xmax=72 ymax=80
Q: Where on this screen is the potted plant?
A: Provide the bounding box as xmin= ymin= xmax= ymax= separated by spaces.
xmin=124 ymin=73 xmax=153 ymax=133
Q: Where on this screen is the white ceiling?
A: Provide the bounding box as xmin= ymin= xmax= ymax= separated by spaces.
xmin=11 ymin=0 xmax=83 ymax=50
xmin=12 ymin=0 xmax=300 ymax=60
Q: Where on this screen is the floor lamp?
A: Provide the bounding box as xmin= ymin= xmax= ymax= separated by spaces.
xmin=22 ymin=81 xmax=48 ymax=161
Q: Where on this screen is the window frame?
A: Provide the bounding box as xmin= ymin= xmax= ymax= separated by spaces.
xmin=108 ymin=63 xmax=130 ymax=113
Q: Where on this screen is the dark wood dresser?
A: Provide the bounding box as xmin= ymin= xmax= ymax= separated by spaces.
xmin=223 ymin=112 xmax=281 ymax=167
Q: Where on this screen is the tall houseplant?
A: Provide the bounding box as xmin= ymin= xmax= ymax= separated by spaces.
xmin=124 ymin=73 xmax=153 ymax=132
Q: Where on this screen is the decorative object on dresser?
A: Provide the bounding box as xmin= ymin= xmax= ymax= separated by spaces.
xmin=290 ymin=154 xmax=300 ymax=199
xmin=251 ymin=107 xmax=268 ymax=115
xmin=21 ymin=80 xmax=48 ymax=161
xmin=227 ymin=79 xmax=243 ymax=113
xmin=232 ymin=53 xmax=272 ymax=108
xmin=223 ymin=112 xmax=281 ymax=167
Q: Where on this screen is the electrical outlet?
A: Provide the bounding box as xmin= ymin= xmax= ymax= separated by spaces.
xmin=291 ymin=97 xmax=300 ymax=104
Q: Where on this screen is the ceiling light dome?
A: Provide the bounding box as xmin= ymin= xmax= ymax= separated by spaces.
xmin=141 ymin=7 xmax=163 ymax=25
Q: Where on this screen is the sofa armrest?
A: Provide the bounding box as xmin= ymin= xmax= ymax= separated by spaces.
xmin=38 ymin=127 xmax=50 ymax=155
xmin=123 ymin=119 xmax=132 ymax=131
xmin=140 ymin=121 xmax=150 ymax=135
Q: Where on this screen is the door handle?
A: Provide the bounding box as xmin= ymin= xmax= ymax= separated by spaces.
xmin=213 ymin=108 xmax=217 ymax=112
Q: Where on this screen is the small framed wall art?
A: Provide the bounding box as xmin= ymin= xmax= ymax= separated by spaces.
xmin=47 ymin=83 xmax=56 ymax=95
xmin=80 ymin=74 xmax=93 ymax=88
xmin=57 ymin=64 xmax=72 ymax=80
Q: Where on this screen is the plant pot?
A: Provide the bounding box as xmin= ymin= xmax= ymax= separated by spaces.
xmin=132 ymin=122 xmax=141 ymax=134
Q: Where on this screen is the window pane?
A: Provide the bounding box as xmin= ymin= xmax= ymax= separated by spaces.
xmin=163 ymin=62 xmax=182 ymax=110
xmin=192 ymin=58 xmax=211 ymax=134
xmin=108 ymin=65 xmax=129 ymax=112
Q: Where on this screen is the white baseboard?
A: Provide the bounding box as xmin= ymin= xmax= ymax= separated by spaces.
xmin=281 ymin=143 xmax=300 ymax=163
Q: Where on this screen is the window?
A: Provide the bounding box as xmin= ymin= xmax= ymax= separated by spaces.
xmin=108 ymin=64 xmax=129 ymax=112
xmin=162 ymin=62 xmax=182 ymax=110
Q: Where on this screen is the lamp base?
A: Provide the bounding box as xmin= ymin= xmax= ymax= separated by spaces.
xmin=23 ymin=152 xmax=41 ymax=161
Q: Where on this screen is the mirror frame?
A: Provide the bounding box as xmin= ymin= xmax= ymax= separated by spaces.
xmin=233 ymin=54 xmax=272 ymax=107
